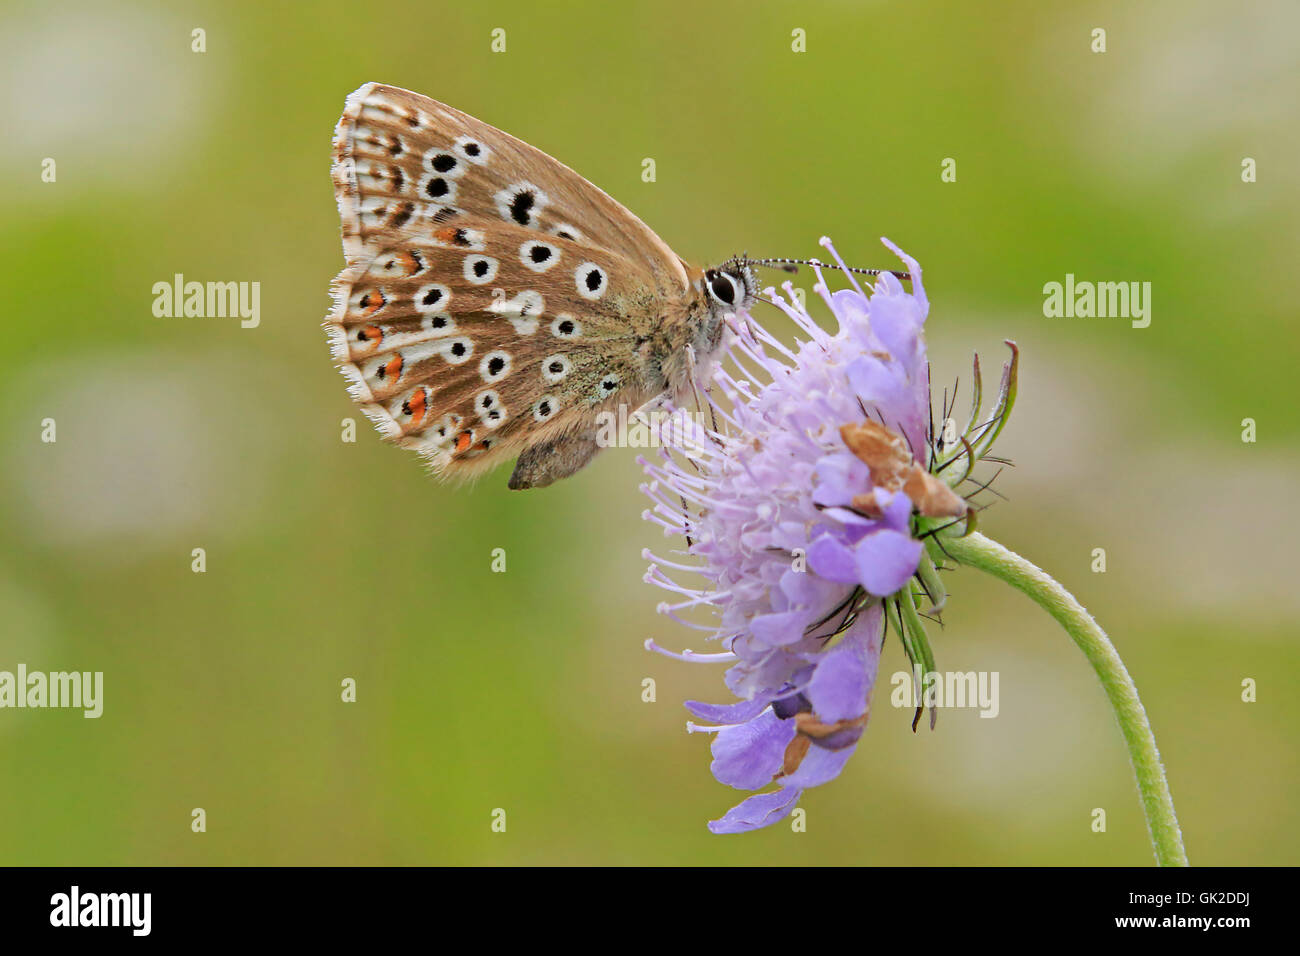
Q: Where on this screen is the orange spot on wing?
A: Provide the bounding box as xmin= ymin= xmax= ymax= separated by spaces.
xmin=434 ymin=226 xmax=459 ymax=244
xmin=405 ymin=389 xmax=428 ymax=427
xmin=455 ymin=430 xmax=473 ymax=453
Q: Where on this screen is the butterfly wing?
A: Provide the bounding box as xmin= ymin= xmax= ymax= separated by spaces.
xmin=326 ymin=216 xmax=669 ymax=479
xmin=332 ymin=83 xmax=687 ymax=281
xmin=326 ymin=83 xmax=693 ymax=483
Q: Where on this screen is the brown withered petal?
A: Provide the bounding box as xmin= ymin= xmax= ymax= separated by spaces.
xmin=839 ymin=421 xmax=968 ymax=519
xmin=780 ymin=734 xmax=812 ymax=777
xmin=838 ymin=421 xmax=911 ymax=492
xmin=793 ymin=711 xmax=870 ymax=739
xmin=902 ymin=469 xmax=968 ymax=518
xmin=849 ymin=492 xmax=885 ymax=517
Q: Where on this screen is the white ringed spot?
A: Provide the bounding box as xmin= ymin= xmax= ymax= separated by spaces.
xmin=463 ymin=255 xmax=499 ymax=285
xmin=422 ymin=148 xmax=467 ymax=178
xmin=550 ymin=314 xmax=581 ymax=338
xmin=479 ymin=350 xmax=512 ymax=383
xmin=414 ymin=283 xmax=451 ymax=313
xmin=532 ymin=396 xmax=559 ymax=422
xmin=420 ymin=313 xmax=456 ymax=335
xmin=475 ymin=391 xmax=507 ymax=429
xmin=494 ymin=182 xmax=549 ymax=227
xmin=541 ymin=354 xmax=572 ymax=385
xmin=550 ymin=223 xmax=584 ymax=242
xmin=454 ymin=135 xmax=491 ymax=165
xmin=419 ymin=173 xmax=458 ymax=204
xmin=440 ymin=337 xmax=474 ymax=364
xmin=575 ymin=262 xmax=607 ymax=300
xmin=519 ymin=240 xmax=561 ymax=273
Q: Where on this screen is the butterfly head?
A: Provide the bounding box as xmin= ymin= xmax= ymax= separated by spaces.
xmin=701 ymin=258 xmax=759 ymax=316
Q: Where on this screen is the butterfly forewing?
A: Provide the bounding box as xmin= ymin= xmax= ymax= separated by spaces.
xmin=326 ymin=83 xmax=695 ymax=482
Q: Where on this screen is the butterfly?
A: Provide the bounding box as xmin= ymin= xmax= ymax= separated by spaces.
xmin=324 ymin=82 xmax=759 ymax=490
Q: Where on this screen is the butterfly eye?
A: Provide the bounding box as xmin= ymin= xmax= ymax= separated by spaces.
xmin=708 ymin=271 xmax=737 ymax=306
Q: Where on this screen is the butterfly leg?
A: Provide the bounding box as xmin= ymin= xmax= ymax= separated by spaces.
xmin=508 ymin=432 xmax=602 ymax=490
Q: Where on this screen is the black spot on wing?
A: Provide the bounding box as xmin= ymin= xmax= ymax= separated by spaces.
xmin=509 ymin=190 xmax=535 ymax=225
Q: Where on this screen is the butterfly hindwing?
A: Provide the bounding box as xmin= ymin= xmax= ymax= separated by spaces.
xmin=326 ymin=216 xmax=666 ymax=478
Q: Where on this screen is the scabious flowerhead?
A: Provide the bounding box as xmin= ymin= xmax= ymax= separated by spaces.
xmin=641 ymin=237 xmax=1009 ymax=833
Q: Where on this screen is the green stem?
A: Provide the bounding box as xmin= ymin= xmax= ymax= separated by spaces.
xmin=939 ymin=530 xmax=1188 ymax=866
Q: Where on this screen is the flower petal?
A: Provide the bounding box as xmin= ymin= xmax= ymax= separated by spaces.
xmin=878 ymin=488 xmax=913 ymax=531
xmin=865 ymin=283 xmax=922 ymax=372
xmin=781 ymin=742 xmax=856 ymax=789
xmin=845 ymin=354 xmax=906 ymax=412
xmin=854 ymin=529 xmax=923 ymax=596
xmin=805 ymin=606 xmax=883 ymax=722
xmin=709 ymin=709 xmax=796 ymax=790
xmin=749 ymin=609 xmax=816 ymax=647
xmin=685 ymin=696 xmax=773 ymax=724
xmin=812 ymin=451 xmax=872 ymax=507
xmin=707 ymin=788 xmax=803 ymax=834
xmin=806 ymin=533 xmax=860 ymax=584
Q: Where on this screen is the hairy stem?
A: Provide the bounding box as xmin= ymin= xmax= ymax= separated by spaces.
xmin=940 ymin=531 xmax=1188 ymax=866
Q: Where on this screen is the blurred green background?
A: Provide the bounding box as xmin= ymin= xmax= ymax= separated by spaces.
xmin=2 ymin=0 xmax=1296 ymax=865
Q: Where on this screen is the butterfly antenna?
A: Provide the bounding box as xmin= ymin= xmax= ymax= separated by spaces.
xmin=748 ymin=256 xmax=911 ymax=282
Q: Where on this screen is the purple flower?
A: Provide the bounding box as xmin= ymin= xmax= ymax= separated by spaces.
xmin=641 ymin=238 xmax=975 ymax=833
